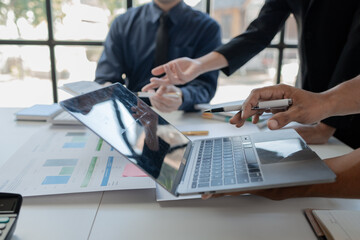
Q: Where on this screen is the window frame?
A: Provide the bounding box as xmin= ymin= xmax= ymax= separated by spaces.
xmin=0 ymin=0 xmax=297 ymax=103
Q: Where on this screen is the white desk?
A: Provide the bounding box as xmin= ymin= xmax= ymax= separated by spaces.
xmin=1 ymin=108 xmax=358 ymax=240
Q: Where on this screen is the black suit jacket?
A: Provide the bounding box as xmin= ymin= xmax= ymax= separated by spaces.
xmin=216 ymin=0 xmax=360 ymax=149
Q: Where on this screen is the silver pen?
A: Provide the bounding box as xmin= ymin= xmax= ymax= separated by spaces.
xmin=204 ymin=99 xmax=292 ymax=113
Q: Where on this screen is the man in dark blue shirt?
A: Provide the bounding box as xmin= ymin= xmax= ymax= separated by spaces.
xmin=95 ymin=0 xmax=221 ymax=112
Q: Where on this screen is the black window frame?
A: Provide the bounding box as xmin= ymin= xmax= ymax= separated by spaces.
xmin=0 ymin=0 xmax=297 ymax=103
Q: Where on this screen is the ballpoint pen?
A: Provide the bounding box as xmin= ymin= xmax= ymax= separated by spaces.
xmin=204 ymin=99 xmax=293 ymax=113
xmin=137 ymin=92 xmax=181 ymax=98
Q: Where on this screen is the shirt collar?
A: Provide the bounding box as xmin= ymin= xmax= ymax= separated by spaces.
xmin=150 ymin=1 xmax=187 ymax=25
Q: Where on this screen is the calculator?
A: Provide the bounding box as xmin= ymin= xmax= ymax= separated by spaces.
xmin=0 ymin=193 xmax=22 ymax=240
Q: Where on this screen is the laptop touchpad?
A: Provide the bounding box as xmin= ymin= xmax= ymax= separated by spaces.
xmin=255 ymin=138 xmax=313 ymax=164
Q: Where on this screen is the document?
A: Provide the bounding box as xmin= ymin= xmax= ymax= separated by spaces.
xmin=0 ymin=126 xmax=155 ymax=197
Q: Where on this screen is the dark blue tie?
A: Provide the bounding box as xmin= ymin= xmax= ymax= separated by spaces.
xmin=154 ymin=13 xmax=170 ymax=67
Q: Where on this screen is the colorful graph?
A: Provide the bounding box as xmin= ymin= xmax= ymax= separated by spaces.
xmin=42 ymin=158 xmax=78 ymax=185
xmin=63 ymin=132 xmax=87 ymax=149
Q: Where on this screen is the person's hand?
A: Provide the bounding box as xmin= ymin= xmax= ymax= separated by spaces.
xmin=230 ymin=84 xmax=331 ymax=129
xmin=147 ymin=85 xmax=183 ymax=113
xmin=203 ymin=148 xmax=360 ymax=200
xmin=142 ymin=57 xmax=202 ymax=91
xmin=295 ymin=122 xmax=336 ymax=145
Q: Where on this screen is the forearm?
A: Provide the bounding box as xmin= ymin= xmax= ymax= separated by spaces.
xmin=195 ymin=52 xmax=228 ymax=76
xmin=323 ymin=75 xmax=360 ymax=117
xmin=304 ymin=148 xmax=360 ymax=199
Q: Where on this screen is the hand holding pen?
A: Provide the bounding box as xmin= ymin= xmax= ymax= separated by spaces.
xmin=229 ymin=84 xmax=329 ymax=129
xmin=204 ymin=99 xmax=292 ymax=113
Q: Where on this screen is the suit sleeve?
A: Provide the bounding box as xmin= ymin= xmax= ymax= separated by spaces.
xmin=95 ymin=19 xmax=126 ymax=85
xmin=215 ymin=0 xmax=291 ymax=76
xmin=320 ymin=4 xmax=360 ymax=148
xmin=179 ymin=20 xmax=222 ymax=111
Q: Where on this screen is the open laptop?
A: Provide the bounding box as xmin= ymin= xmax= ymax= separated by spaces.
xmin=60 ymin=83 xmax=336 ymax=197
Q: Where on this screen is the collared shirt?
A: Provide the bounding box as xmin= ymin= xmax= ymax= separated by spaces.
xmin=95 ymin=1 xmax=221 ymax=111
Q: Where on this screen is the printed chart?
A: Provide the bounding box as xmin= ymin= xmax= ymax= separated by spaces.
xmin=0 ymin=126 xmax=154 ymax=197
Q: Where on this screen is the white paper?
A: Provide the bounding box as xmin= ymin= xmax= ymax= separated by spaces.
xmin=0 ymin=126 xmax=155 ymax=197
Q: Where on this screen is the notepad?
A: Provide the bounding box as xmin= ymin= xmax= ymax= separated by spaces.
xmin=58 ymin=81 xmax=102 ymax=96
xmin=305 ymin=209 xmax=360 ymax=240
xmin=15 ymin=104 xmax=63 ymax=121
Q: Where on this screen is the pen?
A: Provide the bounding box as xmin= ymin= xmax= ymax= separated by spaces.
xmin=181 ymin=130 xmax=209 ymax=136
xmin=137 ymin=92 xmax=181 ymax=98
xmin=204 ymin=99 xmax=292 ymax=113
xmin=201 ymin=112 xmax=231 ymax=122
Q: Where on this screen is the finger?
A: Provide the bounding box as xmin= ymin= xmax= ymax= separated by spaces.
xmin=268 ymin=108 xmax=298 ymax=129
xmin=174 ymin=62 xmax=188 ymax=84
xmin=149 ymin=77 xmax=170 ymax=86
xmin=151 ymin=65 xmax=165 ymax=76
xmin=150 ymin=97 xmax=173 ymax=112
xmin=142 ymin=82 xmax=160 ymax=92
xmin=201 ymin=194 xmax=213 ymax=200
xmin=156 ymin=85 xmax=167 ymax=95
xmin=164 ymin=64 xmax=180 ymax=85
xmin=252 ymin=114 xmax=260 ymax=124
xmin=229 ymin=112 xmax=246 ymax=128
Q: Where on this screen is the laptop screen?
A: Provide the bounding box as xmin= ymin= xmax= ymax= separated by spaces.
xmin=60 ymin=83 xmax=190 ymax=193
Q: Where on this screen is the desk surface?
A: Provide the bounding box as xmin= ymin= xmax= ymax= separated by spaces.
xmin=1 ymin=108 xmax=357 ymax=240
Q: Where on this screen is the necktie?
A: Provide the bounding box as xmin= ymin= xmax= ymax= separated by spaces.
xmin=154 ymin=13 xmax=170 ymax=67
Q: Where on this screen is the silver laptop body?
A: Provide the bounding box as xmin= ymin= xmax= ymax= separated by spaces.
xmin=60 ymin=83 xmax=335 ymax=197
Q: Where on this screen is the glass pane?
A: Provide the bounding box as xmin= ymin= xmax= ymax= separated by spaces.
xmin=280 ymin=48 xmax=299 ymax=86
xmin=211 ymin=0 xmax=265 ymax=43
xmin=185 ymin=0 xmax=206 ymax=12
xmin=0 ymin=45 xmax=53 ymax=107
xmin=212 ymin=48 xmax=278 ymax=104
xmin=285 ymin=14 xmax=297 ymax=44
xmin=56 ymin=45 xmax=103 ymax=101
xmin=133 ymin=0 xmax=151 ymax=7
xmin=210 ymin=0 xmax=284 ymax=44
xmin=53 ymin=0 xmax=126 ymax=41
xmin=0 ymin=0 xmax=48 ymax=40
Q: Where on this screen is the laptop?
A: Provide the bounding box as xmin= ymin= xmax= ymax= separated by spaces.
xmin=60 ymin=83 xmax=336 ymax=197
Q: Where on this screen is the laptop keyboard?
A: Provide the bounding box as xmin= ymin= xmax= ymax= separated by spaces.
xmin=192 ymin=136 xmax=263 ymax=189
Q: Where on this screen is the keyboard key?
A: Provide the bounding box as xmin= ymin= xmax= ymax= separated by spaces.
xmin=251 ymin=177 xmax=263 ymax=182
xmin=211 ymin=179 xmax=223 ymax=186
xmin=247 ymin=163 xmax=259 ymax=169
xmin=211 ymin=174 xmax=222 ymax=179
xmin=198 ymin=183 xmax=209 ymax=188
xmin=193 ymin=137 xmax=263 ymax=189
xmin=224 ymin=171 xmax=235 ymax=177
xmin=199 ymin=178 xmax=210 ymax=183
xmin=250 ymin=172 xmax=262 ymax=178
xmin=244 ymin=148 xmax=258 ymax=164
xmin=224 ymin=177 xmax=236 ymax=185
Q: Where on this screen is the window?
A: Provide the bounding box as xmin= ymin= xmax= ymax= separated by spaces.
xmin=0 ymin=0 xmax=298 ymax=107
xmin=210 ymin=0 xmax=298 ymax=102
